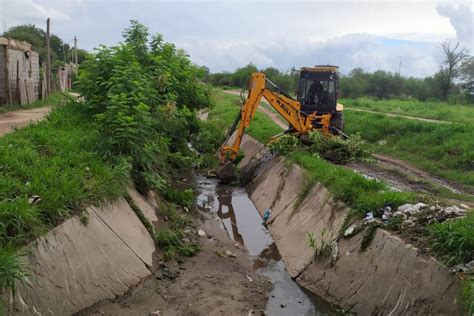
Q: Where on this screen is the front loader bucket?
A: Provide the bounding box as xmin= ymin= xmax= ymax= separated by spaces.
xmin=216 ymin=160 xmax=236 ymax=184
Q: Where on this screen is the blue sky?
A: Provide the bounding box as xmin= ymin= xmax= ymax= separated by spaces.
xmin=1 ymin=0 xmax=472 ymax=77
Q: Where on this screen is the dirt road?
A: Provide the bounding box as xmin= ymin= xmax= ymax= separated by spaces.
xmin=0 ymin=107 xmax=51 ymax=137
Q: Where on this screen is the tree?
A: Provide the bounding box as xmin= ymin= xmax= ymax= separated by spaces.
xmin=438 ymin=41 xmax=469 ymax=99
xmin=459 ymin=56 xmax=474 ymax=101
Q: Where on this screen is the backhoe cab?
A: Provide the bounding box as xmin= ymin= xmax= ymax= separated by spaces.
xmin=297 ymin=65 xmax=344 ymax=131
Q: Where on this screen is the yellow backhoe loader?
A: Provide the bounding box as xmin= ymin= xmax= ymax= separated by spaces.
xmin=218 ymin=65 xmax=345 ymax=182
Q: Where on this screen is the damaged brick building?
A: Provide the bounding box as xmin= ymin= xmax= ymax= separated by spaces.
xmin=0 ymin=37 xmax=40 ymax=106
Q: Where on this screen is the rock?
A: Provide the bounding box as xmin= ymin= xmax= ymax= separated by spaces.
xmin=225 ymin=250 xmax=237 ymax=258
xmin=382 ymin=211 xmax=391 ymax=220
xmin=158 ymin=264 xmax=178 ymax=280
xmin=450 ymin=260 xmax=474 ymax=275
xmin=344 ymin=224 xmax=357 ymax=237
xmin=183 ymin=206 xmax=190 ymax=213
xmin=246 ymin=275 xmax=253 ymax=282
xmin=150 ymin=310 xmax=161 ymax=316
xmin=414 ymin=202 xmax=427 ymax=210
xmin=392 ymin=211 xmax=407 ymax=219
xmin=443 ymin=206 xmax=466 ymax=216
xmin=402 ymin=219 xmax=416 ymax=228
xmin=280 ymin=304 xmax=287 ymax=308
xmin=459 ymin=204 xmax=471 ymax=210
xmin=397 ymin=203 xmax=413 ymax=212
xmin=198 ymin=229 xmax=206 ymax=237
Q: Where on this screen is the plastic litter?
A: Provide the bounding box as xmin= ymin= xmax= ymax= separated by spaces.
xmin=364 ymin=212 xmax=374 ymax=222
xmin=262 ymin=209 xmax=271 ymax=225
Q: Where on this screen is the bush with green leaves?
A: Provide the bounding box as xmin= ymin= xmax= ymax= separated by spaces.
xmin=308 ymin=131 xmax=368 ymax=164
xmin=268 ymin=134 xmax=300 ymax=155
xmin=78 ymin=20 xmax=212 ymax=192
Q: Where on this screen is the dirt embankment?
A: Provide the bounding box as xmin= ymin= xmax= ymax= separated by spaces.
xmin=237 ymin=135 xmax=463 ymax=315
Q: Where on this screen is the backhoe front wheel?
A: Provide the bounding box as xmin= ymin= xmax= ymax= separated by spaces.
xmin=330 ymin=111 xmax=344 ymax=134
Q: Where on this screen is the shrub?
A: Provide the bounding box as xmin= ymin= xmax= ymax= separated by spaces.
xmin=268 ymin=134 xmax=300 ymax=155
xmin=308 ymin=131 xmax=368 ymax=164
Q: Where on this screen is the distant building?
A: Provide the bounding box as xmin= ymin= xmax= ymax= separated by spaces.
xmin=0 ymin=37 xmax=40 ymax=106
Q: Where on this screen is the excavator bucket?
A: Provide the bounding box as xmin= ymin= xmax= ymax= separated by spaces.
xmin=216 ymin=160 xmax=236 ymax=184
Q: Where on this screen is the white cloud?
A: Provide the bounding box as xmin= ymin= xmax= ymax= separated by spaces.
xmin=1 ymin=0 xmax=472 ymax=77
xmin=436 ymin=3 xmax=474 ymax=50
xmin=1 ymin=0 xmax=71 ymax=28
xmin=177 ymin=33 xmax=438 ymax=77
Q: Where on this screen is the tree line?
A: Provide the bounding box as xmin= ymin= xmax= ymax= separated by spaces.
xmin=3 ymin=24 xmax=89 ymax=71
xmin=206 ymin=42 xmax=474 ymax=104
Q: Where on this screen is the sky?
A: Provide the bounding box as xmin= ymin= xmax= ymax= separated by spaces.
xmin=0 ymin=0 xmax=473 ymax=77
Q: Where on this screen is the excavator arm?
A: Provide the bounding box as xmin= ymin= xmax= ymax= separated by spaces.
xmin=220 ymin=72 xmax=331 ymax=163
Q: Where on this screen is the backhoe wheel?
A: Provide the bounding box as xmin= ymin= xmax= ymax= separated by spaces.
xmin=330 ymin=111 xmax=344 ymax=134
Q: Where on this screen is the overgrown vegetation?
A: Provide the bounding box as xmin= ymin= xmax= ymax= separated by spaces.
xmin=0 ymin=20 xmax=214 ymax=300
xmin=0 ymin=99 xmax=129 ymax=296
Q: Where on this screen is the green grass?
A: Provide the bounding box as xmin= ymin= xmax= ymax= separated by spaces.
xmin=287 ymin=151 xmax=414 ymax=220
xmin=0 ymin=93 xmax=66 ymax=114
xmin=428 ymin=211 xmax=474 ymax=265
xmin=0 ymin=99 xmax=130 ymax=293
xmin=209 ymin=91 xmax=283 ymax=143
xmin=340 ymin=97 xmax=474 ymax=124
xmin=345 ymin=111 xmax=474 ymax=187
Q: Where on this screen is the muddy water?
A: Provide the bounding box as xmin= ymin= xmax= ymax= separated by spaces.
xmin=197 ymin=176 xmax=329 ymax=315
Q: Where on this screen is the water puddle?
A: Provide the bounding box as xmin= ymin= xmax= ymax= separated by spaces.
xmin=196 ymin=175 xmax=331 ymax=315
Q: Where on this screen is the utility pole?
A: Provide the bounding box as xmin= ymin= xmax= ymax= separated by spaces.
xmin=74 ymin=36 xmax=78 ymax=72
xmin=45 ymin=18 xmax=51 ymax=97
xmin=398 ymin=56 xmax=402 ymax=76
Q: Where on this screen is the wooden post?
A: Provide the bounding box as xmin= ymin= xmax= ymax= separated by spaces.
xmin=45 ymin=18 xmax=51 ymax=97
xmin=74 ymin=36 xmax=78 ymax=73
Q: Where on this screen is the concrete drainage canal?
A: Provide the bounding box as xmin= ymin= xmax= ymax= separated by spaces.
xmin=196 ymin=175 xmax=335 ymax=315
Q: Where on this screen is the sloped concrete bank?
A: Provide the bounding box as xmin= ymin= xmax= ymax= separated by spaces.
xmin=7 ymin=188 xmax=158 ymax=315
xmin=238 ymin=135 xmax=462 ymax=315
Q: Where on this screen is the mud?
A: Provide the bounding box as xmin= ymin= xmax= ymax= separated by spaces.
xmin=78 ymin=179 xmax=273 ymax=316
xmin=196 ymin=176 xmax=335 ymax=315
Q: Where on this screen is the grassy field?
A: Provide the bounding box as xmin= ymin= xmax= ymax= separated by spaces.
xmin=344 ymin=111 xmax=474 ymax=187
xmin=209 ymin=91 xmax=282 ymax=143
xmin=0 ymin=93 xmax=66 ymax=114
xmin=340 ymin=97 xmax=474 ymax=124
